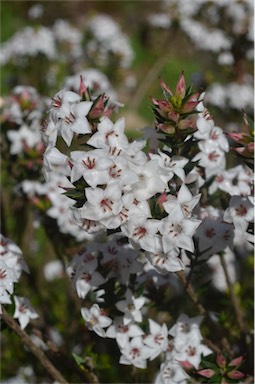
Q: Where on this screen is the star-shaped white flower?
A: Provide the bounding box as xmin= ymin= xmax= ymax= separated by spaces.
xmin=81 ymin=304 xmax=112 ymax=337
xmin=13 ymin=296 xmax=39 ymax=329
xmin=163 ymin=184 xmax=201 ymax=220
xmin=224 ymin=195 xmax=254 ymax=233
xmin=160 ymin=217 xmax=201 ymax=253
xmin=116 ymin=289 xmax=146 ymax=325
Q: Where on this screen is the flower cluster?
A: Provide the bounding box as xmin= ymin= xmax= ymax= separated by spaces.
xmin=40 ymin=72 xmax=254 ymax=378
xmin=86 ymin=13 xmax=134 ymax=69
xmin=0 ymin=234 xmax=38 ymax=329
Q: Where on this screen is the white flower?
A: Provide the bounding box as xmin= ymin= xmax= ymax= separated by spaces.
xmin=145 ymin=247 xmax=184 ymax=274
xmin=169 ymin=314 xmax=203 ymax=340
xmin=0 ymin=260 xmax=15 ymax=297
xmin=43 ymin=260 xmax=64 ymax=281
xmin=119 ymin=336 xmax=151 ymax=369
xmin=160 ymin=217 xmax=201 ymax=253
xmin=163 ymin=184 xmax=201 ymax=220
xmin=116 ymin=288 xmax=146 ymax=325
xmin=154 ymin=358 xmax=189 ymax=384
xmin=106 ymin=316 xmax=144 ymax=349
xmin=13 ymin=296 xmax=39 ymax=329
xmin=70 ymin=149 xmax=112 ymax=186
xmin=87 ymin=117 xmax=129 ymax=150
xmin=7 ymin=124 xmax=42 ymax=155
xmin=144 ymin=319 xmax=169 ymax=360
xmin=224 ymin=195 xmax=254 ymax=233
xmin=81 ymin=304 xmax=112 ymax=337
xmin=43 ymin=146 xmax=69 ymax=180
xmin=193 ymin=143 xmax=226 ymax=178
xmin=121 ymin=216 xmax=161 ymax=253
xmin=130 ymin=159 xmax=168 ymax=200
xmin=149 ymin=150 xmax=188 ymax=182
xmin=59 ymin=101 xmax=93 ymax=146
xmin=82 ymin=184 xmax=123 ymax=225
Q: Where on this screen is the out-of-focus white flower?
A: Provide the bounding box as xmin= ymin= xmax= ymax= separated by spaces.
xmin=144 ymin=319 xmax=169 ymax=360
xmin=13 ymin=296 xmax=39 ymax=329
xmin=119 ymin=335 xmax=152 ymax=369
xmin=0 ymin=26 xmax=56 ymax=65
xmin=81 ymin=304 xmax=112 ymax=337
xmin=86 ymin=14 xmax=134 ymax=68
xmin=28 ymin=4 xmax=44 ymax=19
xmin=116 ymin=289 xmax=146 ymax=325
xmin=147 ymin=13 xmax=171 ymax=29
xmin=43 ymin=260 xmax=64 ymax=281
xmin=106 ymin=316 xmax=144 ymax=349
xmin=224 ymin=195 xmax=254 ymax=233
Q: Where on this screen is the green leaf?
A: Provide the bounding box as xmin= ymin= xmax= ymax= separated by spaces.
xmin=73 ymin=353 xmax=86 ymax=367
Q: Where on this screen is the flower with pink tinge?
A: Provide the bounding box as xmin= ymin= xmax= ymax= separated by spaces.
xmin=195 ymin=216 xmax=234 ymax=259
xmin=81 ymin=304 xmax=112 ymax=337
xmin=67 ymin=251 xmax=105 ymax=299
xmin=163 ymin=184 xmax=201 ymax=220
xmin=154 ymin=359 xmax=189 ymax=384
xmin=192 ymin=143 xmax=226 ymax=178
xmin=43 ymin=146 xmax=69 ymax=181
xmin=81 ymin=183 xmax=123 ymax=225
xmin=224 ymin=195 xmax=254 ymax=233
xmin=0 ymin=260 xmax=16 ymax=297
xmin=169 ymin=314 xmax=203 ymax=343
xmin=121 ymin=216 xmax=161 ymax=253
xmin=87 ymin=117 xmax=129 ymax=150
xmin=119 ymin=335 xmax=152 ymax=369
xmin=13 ymin=295 xmax=39 ymax=329
xmin=144 ymin=319 xmax=169 ymax=360
xmin=149 ymin=150 xmax=188 ymax=183
xmin=145 ymin=247 xmax=184 ymax=274
xmin=129 ymin=159 xmax=169 ymax=200
xmin=59 ymin=100 xmax=93 ymax=146
xmin=106 ymin=316 xmax=144 ymax=348
xmin=160 ymin=217 xmax=201 ymax=253
xmin=115 ymin=288 xmax=146 ymax=325
xmin=176 ymin=341 xmax=212 ymax=369
xmin=50 ymin=89 xmax=81 ymax=119
xmin=70 ymin=148 xmax=112 ymax=186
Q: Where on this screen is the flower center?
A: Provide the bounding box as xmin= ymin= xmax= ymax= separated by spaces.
xmin=208 ymin=151 xmax=220 ymax=162
xmin=83 ymin=157 xmax=96 ymax=169
xmin=133 ymin=226 xmax=147 ymax=240
xmin=235 ymin=204 xmax=247 ymax=216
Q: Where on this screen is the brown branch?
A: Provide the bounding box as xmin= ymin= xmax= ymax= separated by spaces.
xmin=1 ymin=308 xmax=69 ymax=384
xmin=219 ymin=253 xmax=247 ymax=333
xmin=175 ymin=270 xmax=232 ymax=356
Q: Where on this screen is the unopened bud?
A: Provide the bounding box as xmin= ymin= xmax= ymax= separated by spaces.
xmin=197 ymin=369 xmax=216 ymax=378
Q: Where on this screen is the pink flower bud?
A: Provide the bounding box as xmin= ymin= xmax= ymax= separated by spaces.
xmin=177 ymin=360 xmax=194 ymax=371
xmin=160 ymin=79 xmax=173 ymax=96
xmin=181 ymin=100 xmax=200 ymax=114
xmin=156 ymin=191 xmax=168 ymax=208
xmin=167 ymin=110 xmax=179 ymax=122
xmin=229 ymin=355 xmax=245 ymax=367
xmin=175 ymin=71 xmax=186 ymax=99
xmin=227 ymin=370 xmax=245 ymax=379
xmin=79 ymin=75 xmax=90 ymax=100
xmin=217 ymin=353 xmax=226 ymax=369
xmin=88 ymin=94 xmax=106 ymax=120
xmin=197 ymin=369 xmax=216 ymax=378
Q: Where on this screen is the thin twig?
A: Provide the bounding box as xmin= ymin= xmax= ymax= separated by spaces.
xmin=175 ymin=270 xmax=233 ymax=356
xmin=219 ymin=253 xmax=247 ymax=333
xmin=1 ymin=308 xmax=69 ymax=384
xmin=129 ymin=54 xmax=170 ymax=109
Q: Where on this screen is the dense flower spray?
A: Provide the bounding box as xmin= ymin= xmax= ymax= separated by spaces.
xmin=39 ymin=71 xmax=254 ymax=381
